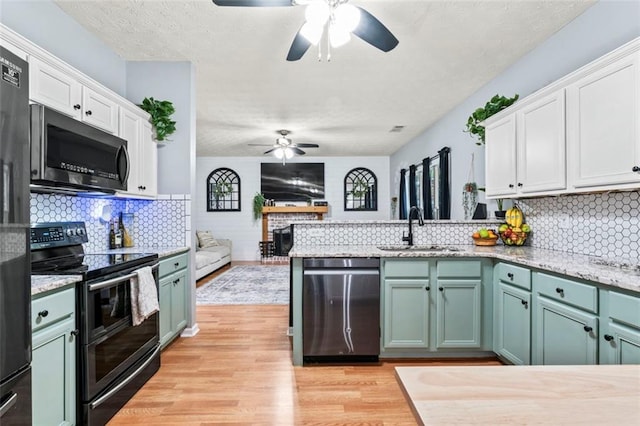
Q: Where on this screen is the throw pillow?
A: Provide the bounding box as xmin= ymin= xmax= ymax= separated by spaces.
xmin=197 ymin=230 xmax=219 ymax=248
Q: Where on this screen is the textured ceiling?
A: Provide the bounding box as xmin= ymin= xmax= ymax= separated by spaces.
xmin=54 ymin=0 xmax=595 ymax=157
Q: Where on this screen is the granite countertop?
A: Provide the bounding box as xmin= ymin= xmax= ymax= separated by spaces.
xmin=32 ymin=275 xmax=82 ymax=296
xmin=289 ymin=244 xmax=640 ymax=293
xmin=395 ymin=365 xmax=640 ymax=425
xmin=91 ymin=246 xmax=190 ymax=258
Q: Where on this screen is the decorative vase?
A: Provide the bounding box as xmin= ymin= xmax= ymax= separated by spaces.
xmin=495 ymin=210 xmax=506 ymax=220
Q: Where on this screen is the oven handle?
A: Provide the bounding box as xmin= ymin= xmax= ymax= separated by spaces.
xmin=89 ymin=345 xmax=160 ymax=410
xmin=88 ymin=263 xmax=159 ymax=292
xmin=0 ymin=392 xmax=18 ymax=418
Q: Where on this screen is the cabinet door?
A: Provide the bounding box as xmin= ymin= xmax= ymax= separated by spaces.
xmin=139 ymin=122 xmax=158 ymax=196
xmin=383 ymin=279 xmax=430 ymax=349
xmin=485 ymin=115 xmax=517 ymax=197
xmin=32 ymin=319 xmax=76 ymax=426
xmin=119 ymin=107 xmax=142 ymax=195
xmin=567 ymin=51 xmax=640 ymax=189
xmin=495 ymin=283 xmax=531 ymax=365
xmin=534 ymin=297 xmax=598 ymax=365
xmin=516 ymin=90 xmax=566 ymax=194
xmin=159 ymin=275 xmax=173 ymax=347
xmin=82 ymin=86 xmax=119 ymax=134
xmin=171 ymin=271 xmax=187 ymax=332
xmin=29 ymin=56 xmax=81 ymax=119
xmin=601 ymin=322 xmax=640 ymax=365
xmin=436 ymin=280 xmax=481 ymax=348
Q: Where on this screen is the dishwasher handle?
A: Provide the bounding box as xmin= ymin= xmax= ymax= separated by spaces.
xmin=303 ymin=269 xmax=380 ymax=276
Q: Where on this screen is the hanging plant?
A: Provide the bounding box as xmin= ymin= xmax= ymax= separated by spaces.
xmin=138 ymin=97 xmax=176 ymax=142
xmin=465 ymin=94 xmax=519 ymax=145
xmin=253 ymin=192 xmax=266 ymax=221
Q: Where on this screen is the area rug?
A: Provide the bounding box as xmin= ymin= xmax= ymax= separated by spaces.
xmin=196 ymin=265 xmax=289 ymax=305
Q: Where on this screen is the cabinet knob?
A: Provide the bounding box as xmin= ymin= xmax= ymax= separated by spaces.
xmin=521 ymin=300 xmax=528 ymax=308
xmin=633 ymin=166 xmax=640 ymax=172
xmin=174 ymin=262 xmax=180 ymax=267
xmin=507 ymin=272 xmax=514 ymax=280
xmin=73 ymin=104 xmax=81 ymax=110
xmin=173 ymin=279 xmax=180 ymax=285
xmin=517 ymin=182 xmax=523 ymax=187
xmin=38 ymin=310 xmax=49 ymax=318
xmin=583 ymin=326 xmax=593 ymax=333
xmin=85 ymin=110 xmax=92 ymax=116
xmin=508 ymin=184 xmax=514 ymax=188
xmin=604 ymin=334 xmax=614 ymax=342
xmin=425 ymin=286 xmax=430 ymax=291
xmin=70 ymin=329 xmax=79 ymax=337
xmin=555 ymin=287 xmax=564 ymax=296
xmin=438 ymin=287 xmax=444 ymax=292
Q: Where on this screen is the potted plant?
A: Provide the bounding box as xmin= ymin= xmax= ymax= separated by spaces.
xmin=213 ymin=182 xmax=232 ymax=209
xmin=253 ymin=192 xmax=266 ymax=221
xmin=138 ymin=97 xmax=176 ymax=142
xmin=495 ymin=198 xmax=507 ymax=219
xmin=464 ymin=94 xmax=519 ymax=145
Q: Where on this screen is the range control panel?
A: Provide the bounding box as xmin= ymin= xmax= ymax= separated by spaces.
xmin=30 ymin=221 xmax=88 ymax=251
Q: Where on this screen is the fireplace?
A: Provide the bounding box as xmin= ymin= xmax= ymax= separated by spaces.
xmin=273 ymin=225 xmax=293 ymax=256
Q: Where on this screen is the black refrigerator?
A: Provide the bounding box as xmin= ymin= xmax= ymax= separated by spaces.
xmin=0 ymin=46 xmax=32 ymax=424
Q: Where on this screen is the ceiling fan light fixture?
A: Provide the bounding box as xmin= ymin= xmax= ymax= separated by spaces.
xmin=329 ymin=22 xmax=351 ymax=48
xmin=300 ymin=21 xmax=324 ymax=45
xmin=273 ymin=147 xmax=284 ymax=159
xmin=304 ymin=2 xmax=330 ymax=26
xmin=284 ymin=147 xmax=294 ymax=159
xmin=334 ymin=4 xmax=360 ymax=33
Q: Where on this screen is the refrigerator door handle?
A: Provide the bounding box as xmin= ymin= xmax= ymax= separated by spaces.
xmin=0 ymin=392 xmax=18 ymax=418
xmin=2 ymin=163 xmax=9 ymax=221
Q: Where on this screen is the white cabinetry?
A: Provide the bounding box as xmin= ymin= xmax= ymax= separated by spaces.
xmin=118 ymin=106 xmax=157 ymax=198
xmin=567 ymin=51 xmax=640 ymax=190
xmin=485 ymin=115 xmax=517 ymax=197
xmin=30 ymin=56 xmax=119 ymax=134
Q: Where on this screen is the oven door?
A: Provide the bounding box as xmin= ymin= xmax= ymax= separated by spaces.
xmin=80 ymin=265 xmax=159 ymax=401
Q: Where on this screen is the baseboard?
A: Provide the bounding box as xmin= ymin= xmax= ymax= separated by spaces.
xmin=180 ymin=323 xmax=200 ymax=338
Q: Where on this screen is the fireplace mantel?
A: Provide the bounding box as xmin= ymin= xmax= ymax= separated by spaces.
xmin=261 ymin=206 xmax=328 ymax=241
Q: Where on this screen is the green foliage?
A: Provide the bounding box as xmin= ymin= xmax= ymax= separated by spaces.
xmin=465 ymin=94 xmax=519 ymax=145
xmin=138 ymin=97 xmax=176 ymax=142
xmin=253 ymin=192 xmax=266 ymax=221
xmin=214 ymin=182 xmax=232 ymax=197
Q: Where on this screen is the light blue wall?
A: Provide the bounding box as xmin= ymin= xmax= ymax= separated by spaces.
xmin=390 ymin=0 xmax=640 ymax=220
xmin=0 ymin=0 xmax=127 ymax=96
xmin=126 ymin=61 xmax=196 ymax=195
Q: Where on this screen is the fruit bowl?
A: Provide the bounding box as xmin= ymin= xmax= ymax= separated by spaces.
xmin=472 ymin=234 xmax=498 ymax=246
xmin=499 ymin=230 xmax=528 ymax=246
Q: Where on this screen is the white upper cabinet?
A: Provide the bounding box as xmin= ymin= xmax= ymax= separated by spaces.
xmin=567 ymin=51 xmax=640 ymax=190
xmin=29 ymin=56 xmax=82 ymax=119
xmin=117 ymin=106 xmax=157 ymax=198
xmin=81 ymin=86 xmax=119 ymax=134
xmin=484 ymin=37 xmax=640 ymax=198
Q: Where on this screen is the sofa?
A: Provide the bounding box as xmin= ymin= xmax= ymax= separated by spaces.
xmin=195 ymin=231 xmax=232 ymax=280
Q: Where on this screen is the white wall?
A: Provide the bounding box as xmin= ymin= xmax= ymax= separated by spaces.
xmin=390 ymin=0 xmax=640 ymax=220
xmin=0 ymin=0 xmax=127 ymax=96
xmin=195 ymin=156 xmax=390 ymax=260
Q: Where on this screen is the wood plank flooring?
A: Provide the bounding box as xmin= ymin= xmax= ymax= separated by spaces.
xmin=110 ymin=263 xmax=501 ymax=425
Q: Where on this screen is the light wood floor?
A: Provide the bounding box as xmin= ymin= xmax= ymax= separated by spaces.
xmin=109 ymin=262 xmax=502 ymax=425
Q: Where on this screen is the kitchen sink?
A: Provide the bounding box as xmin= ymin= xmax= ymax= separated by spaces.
xmin=377 ymin=245 xmax=462 ymax=252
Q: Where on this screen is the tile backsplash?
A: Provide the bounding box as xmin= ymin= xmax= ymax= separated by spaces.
xmin=30 ymin=193 xmax=189 ymax=253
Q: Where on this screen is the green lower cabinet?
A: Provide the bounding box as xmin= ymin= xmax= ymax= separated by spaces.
xmin=436 ymin=280 xmax=482 ymax=348
xmin=159 ymin=270 xmax=188 ymax=348
xmin=383 ymin=279 xmax=430 ymax=349
xmin=495 ymin=283 xmax=531 ymax=365
xmin=31 ymin=288 xmax=76 ymax=426
xmin=533 ymin=297 xmax=598 ymax=365
xmin=601 ymin=322 xmax=640 ymax=364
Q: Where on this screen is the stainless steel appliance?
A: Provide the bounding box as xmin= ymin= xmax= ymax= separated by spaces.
xmin=0 ymin=46 xmax=32 ymax=425
xmin=30 ymin=104 xmax=129 ymax=194
xmin=30 ymin=221 xmax=160 ymax=425
xmin=302 ymin=258 xmax=380 ymax=362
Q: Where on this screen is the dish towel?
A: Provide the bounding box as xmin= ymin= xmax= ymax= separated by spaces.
xmin=130 ymin=266 xmax=159 ymax=326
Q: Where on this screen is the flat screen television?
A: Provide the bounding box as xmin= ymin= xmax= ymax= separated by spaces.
xmin=261 ymin=163 xmax=325 ymax=201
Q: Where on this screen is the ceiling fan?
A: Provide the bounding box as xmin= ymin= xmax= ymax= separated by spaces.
xmin=211 ymin=0 xmax=399 ymax=61
xmin=249 ymin=130 xmax=319 ymax=163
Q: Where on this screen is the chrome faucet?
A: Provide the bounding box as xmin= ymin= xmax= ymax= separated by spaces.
xmin=402 ymin=206 xmax=424 ymax=246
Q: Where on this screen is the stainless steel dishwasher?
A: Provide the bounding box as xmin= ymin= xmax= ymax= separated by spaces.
xmin=303 ymin=258 xmax=380 ymax=362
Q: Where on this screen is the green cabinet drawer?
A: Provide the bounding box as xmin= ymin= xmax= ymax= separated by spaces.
xmin=534 ymin=272 xmax=598 ymax=314
xmin=383 ymin=259 xmax=429 ymax=278
xmin=159 ymin=252 xmax=188 ymax=277
xmin=608 ymin=291 xmax=640 ymax=329
xmin=31 ymin=287 xmax=75 ymax=332
xmin=436 ymin=260 xmax=482 ymax=278
xmin=496 ymin=262 xmax=531 ymax=290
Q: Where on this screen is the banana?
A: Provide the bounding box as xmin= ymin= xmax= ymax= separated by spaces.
xmin=512 ymin=206 xmax=523 ymax=228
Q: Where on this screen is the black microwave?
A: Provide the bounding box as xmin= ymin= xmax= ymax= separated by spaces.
xmin=30 ymin=104 xmax=129 ymax=194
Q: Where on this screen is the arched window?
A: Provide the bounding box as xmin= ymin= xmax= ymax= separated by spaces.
xmin=207 ymin=168 xmax=240 ymax=211
xmin=344 ymin=167 xmax=377 ymax=211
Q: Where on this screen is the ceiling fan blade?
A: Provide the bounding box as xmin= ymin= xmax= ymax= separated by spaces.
xmin=248 ymin=143 xmax=275 ymax=146
xmin=264 ymin=148 xmax=278 ymax=154
xmin=291 ymin=147 xmax=306 ymax=155
xmin=352 ymin=6 xmax=399 ymax=52
xmin=287 ymin=27 xmax=312 ymax=61
xmin=212 ymin=0 xmax=292 ymax=6
xmin=294 ymin=143 xmax=319 ymax=148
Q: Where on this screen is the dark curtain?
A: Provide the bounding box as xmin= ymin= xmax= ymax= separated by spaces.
xmin=438 ymin=147 xmax=451 ymax=219
xmin=399 ymin=168 xmax=407 ymax=220
xmin=422 ymin=157 xmax=433 ymax=220
xmin=408 ymin=165 xmax=417 ymax=210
